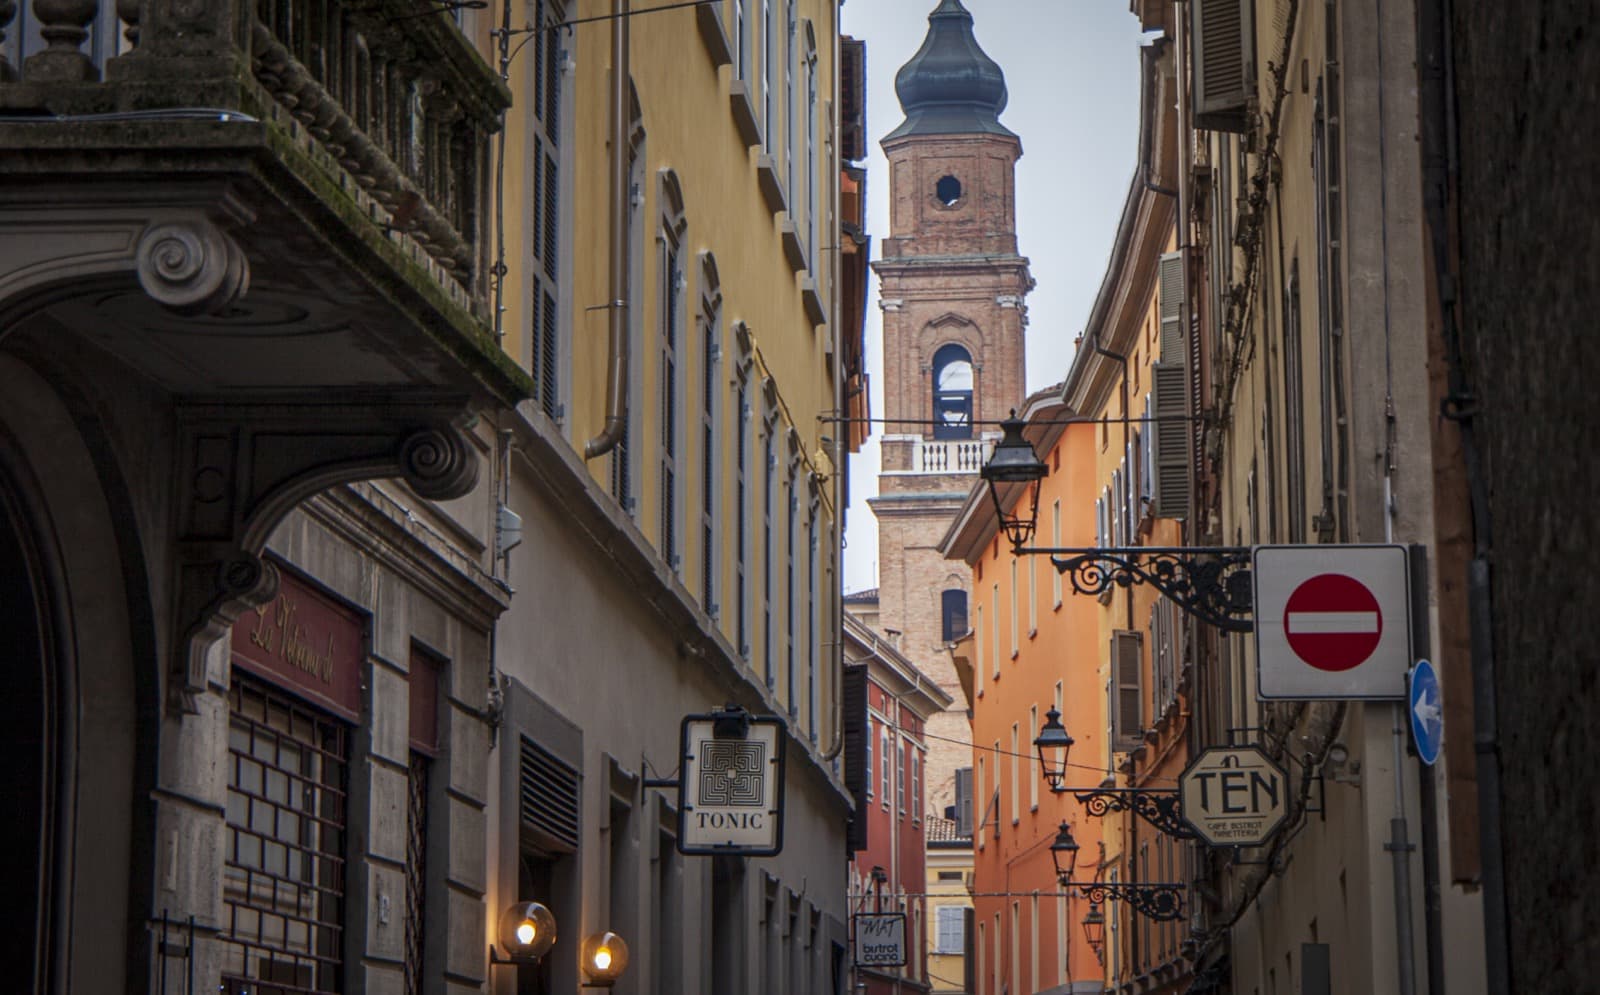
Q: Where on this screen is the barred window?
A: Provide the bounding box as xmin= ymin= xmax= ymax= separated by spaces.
xmin=404 ymin=752 xmax=429 ymax=995
xmin=222 ymin=676 xmax=348 ymax=995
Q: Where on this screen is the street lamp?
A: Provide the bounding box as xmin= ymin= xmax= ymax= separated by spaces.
xmin=1081 ymin=902 xmax=1106 ymax=963
xmin=1031 ymin=711 xmax=1195 ymax=839
xmin=1033 ymin=706 xmax=1075 ymax=792
xmin=1049 ymin=822 xmax=1187 ymax=923
xmin=979 ymin=411 xmax=1047 ymax=548
xmin=491 ymin=901 xmax=558 ymax=965
xmin=977 ymin=422 xmax=1254 ymax=633
xmin=580 ymin=931 xmax=630 ymax=987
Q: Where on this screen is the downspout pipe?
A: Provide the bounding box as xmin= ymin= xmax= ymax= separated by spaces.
xmin=584 ymin=0 xmax=632 ymax=460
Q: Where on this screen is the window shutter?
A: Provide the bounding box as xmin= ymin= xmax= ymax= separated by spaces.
xmin=842 ymin=664 xmax=869 ymax=850
xmin=1110 ymin=630 xmax=1144 ymax=752
xmin=1141 ymin=393 xmax=1155 ymax=505
xmin=954 ymin=766 xmax=974 ymax=837
xmin=1191 ymin=0 xmax=1254 ymax=133
xmin=1151 ymin=362 xmax=1191 ymax=519
xmin=1158 ymin=251 xmax=1185 ymax=363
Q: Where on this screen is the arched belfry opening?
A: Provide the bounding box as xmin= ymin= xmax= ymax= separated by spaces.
xmin=931 ymin=343 xmax=974 ymax=439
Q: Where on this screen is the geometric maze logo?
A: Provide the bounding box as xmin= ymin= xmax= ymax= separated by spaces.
xmin=696 ymin=739 xmax=767 ymax=807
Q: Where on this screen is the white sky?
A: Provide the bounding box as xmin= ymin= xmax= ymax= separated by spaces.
xmin=840 ymin=0 xmax=1150 ymax=593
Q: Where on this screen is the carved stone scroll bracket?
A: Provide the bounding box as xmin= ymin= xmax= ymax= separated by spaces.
xmin=135 ymin=219 xmax=251 ymax=317
xmin=168 ymin=396 xmax=479 ymax=715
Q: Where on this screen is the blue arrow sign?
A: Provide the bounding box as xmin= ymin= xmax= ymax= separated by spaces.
xmin=1409 ymin=659 xmax=1443 ymax=767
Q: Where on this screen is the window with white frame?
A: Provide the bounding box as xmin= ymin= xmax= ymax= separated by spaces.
xmin=991 ymin=583 xmax=1000 ymax=678
xmin=911 ymin=749 xmax=921 ymax=822
xmin=974 ymin=603 xmax=985 ymax=696
xmin=804 ymin=26 xmax=818 ymax=263
xmin=897 ymin=738 xmax=906 ymax=813
xmin=1051 ymin=500 xmax=1062 ymax=606
xmin=865 ymin=717 xmax=873 ymax=800
xmin=1029 ymin=704 xmax=1039 ymax=810
xmin=762 ymin=0 xmax=774 ymax=149
xmin=1027 ymin=554 xmax=1037 ymax=634
xmin=762 ymin=391 xmax=777 ymax=687
xmin=734 ymin=345 xmax=752 ymax=657
xmin=1009 ymin=723 xmax=1019 ymax=824
xmin=734 ymin=0 xmax=748 ymax=81
xmin=785 ymin=462 xmax=797 ymax=712
xmin=879 ymin=727 xmax=891 ymax=808
xmin=784 ymin=0 xmax=796 ymax=195
xmin=806 ymin=494 xmax=819 ymax=741
xmin=1009 ymin=557 xmax=1019 ymax=656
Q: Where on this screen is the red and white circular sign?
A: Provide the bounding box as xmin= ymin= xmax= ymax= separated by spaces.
xmin=1282 ymin=573 xmax=1383 ymax=672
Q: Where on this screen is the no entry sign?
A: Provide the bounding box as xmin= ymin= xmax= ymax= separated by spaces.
xmin=1254 ymin=545 xmax=1411 ymax=699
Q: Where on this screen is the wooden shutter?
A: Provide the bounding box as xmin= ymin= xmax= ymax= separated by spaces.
xmin=842 ymin=664 xmax=869 ymax=850
xmin=1110 ymin=630 xmax=1144 ymax=752
xmin=954 ymin=767 xmax=974 ymax=838
xmin=1158 ymin=251 xmax=1185 ymax=363
xmin=1151 ymin=361 xmax=1191 ymax=519
xmin=1191 ymin=0 xmax=1254 ymax=133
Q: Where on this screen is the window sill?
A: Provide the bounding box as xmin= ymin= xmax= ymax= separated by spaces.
xmin=780 ymin=218 xmax=808 ymax=272
xmin=1052 ymin=599 xmax=1063 ymax=612
xmin=756 ymin=154 xmax=788 ymax=214
xmin=1010 ymin=650 xmax=1019 ymax=661
xmin=1028 ymin=627 xmax=1037 ymax=640
xmin=729 ymin=81 xmax=761 ymax=147
xmin=696 ymin=1 xmax=732 ymax=67
xmin=800 ymin=277 xmax=827 ymax=326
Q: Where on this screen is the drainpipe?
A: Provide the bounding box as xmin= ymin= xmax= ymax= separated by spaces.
xmin=584 ymin=0 xmax=631 ymax=460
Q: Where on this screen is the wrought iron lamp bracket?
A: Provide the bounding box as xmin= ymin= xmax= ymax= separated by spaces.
xmin=1065 ymin=880 xmax=1188 ymax=922
xmin=1066 ymin=787 xmax=1199 ymax=840
xmin=1016 ymin=545 xmax=1254 ymax=632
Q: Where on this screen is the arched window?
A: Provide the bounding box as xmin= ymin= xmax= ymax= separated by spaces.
xmin=932 ymin=343 xmax=974 ymax=439
xmin=941 ymin=588 xmax=968 ymax=643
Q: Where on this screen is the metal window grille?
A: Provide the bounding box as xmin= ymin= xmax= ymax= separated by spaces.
xmin=404 ymin=752 xmax=430 ymax=995
xmin=221 ymin=677 xmax=348 ymax=995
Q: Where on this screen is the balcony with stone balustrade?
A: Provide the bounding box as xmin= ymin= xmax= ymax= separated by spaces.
xmin=0 ymin=0 xmax=526 ymax=409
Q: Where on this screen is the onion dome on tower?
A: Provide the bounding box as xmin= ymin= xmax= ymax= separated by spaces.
xmin=884 ymin=0 xmax=1015 ymax=141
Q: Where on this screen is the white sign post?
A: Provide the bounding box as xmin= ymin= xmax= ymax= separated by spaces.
xmin=1253 ymin=544 xmax=1412 ymax=699
xmin=853 ymin=913 xmax=907 ymax=968
xmin=678 ymin=707 xmax=786 ymax=856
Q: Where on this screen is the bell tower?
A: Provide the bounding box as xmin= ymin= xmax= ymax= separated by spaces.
xmin=869 ymin=0 xmax=1031 ymax=814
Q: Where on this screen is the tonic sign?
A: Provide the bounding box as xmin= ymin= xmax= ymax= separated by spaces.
xmin=678 ymin=708 xmax=787 ymax=856
xmin=853 ymin=913 xmax=907 ymax=968
xmin=1179 ymin=746 xmax=1289 ymax=847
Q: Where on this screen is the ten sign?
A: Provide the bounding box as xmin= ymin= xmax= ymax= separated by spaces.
xmin=1253 ymin=545 xmax=1413 ymax=699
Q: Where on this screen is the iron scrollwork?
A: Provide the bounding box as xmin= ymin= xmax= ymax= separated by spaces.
xmin=1071 ymin=788 xmax=1198 ymax=840
xmin=1074 ymin=881 xmax=1187 ymax=922
xmin=1046 ymin=546 xmax=1254 ymax=633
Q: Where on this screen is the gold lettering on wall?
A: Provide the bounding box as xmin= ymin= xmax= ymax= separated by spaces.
xmin=248 ymin=594 xmax=336 ymax=684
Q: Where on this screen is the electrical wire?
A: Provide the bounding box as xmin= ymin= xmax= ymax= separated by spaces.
xmin=914 ymin=726 xmax=1179 ymax=785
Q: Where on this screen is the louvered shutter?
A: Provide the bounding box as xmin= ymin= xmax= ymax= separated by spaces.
xmin=954 ymin=767 xmax=974 ymax=838
xmin=1151 ymin=362 xmax=1191 ymax=518
xmin=1158 ymin=251 xmax=1185 ymax=363
xmin=520 ymin=737 xmax=580 ymax=852
xmin=1110 ymin=630 xmax=1145 ymax=752
xmin=1191 ymin=0 xmax=1254 ymax=133
xmin=842 ymin=664 xmax=869 ymax=850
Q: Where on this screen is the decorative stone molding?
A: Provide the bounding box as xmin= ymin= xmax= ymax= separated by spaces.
xmin=169 ymin=400 xmax=481 ymax=715
xmin=135 ymin=220 xmax=250 ymax=316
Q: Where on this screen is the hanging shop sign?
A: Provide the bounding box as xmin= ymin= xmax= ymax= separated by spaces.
xmin=678 ymin=705 xmax=787 ymax=856
xmin=853 ymin=913 xmax=908 ymax=969
xmin=1253 ymin=544 xmax=1412 ymax=699
xmin=231 ymin=560 xmax=365 ymax=720
xmin=1179 ymin=746 xmax=1289 ymax=847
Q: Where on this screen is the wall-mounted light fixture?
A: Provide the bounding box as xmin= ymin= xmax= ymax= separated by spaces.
xmin=1031 ymin=707 xmax=1195 ymax=840
xmin=580 ymin=931 xmax=630 ymax=988
xmin=1048 ymin=822 xmax=1187 ymax=922
xmin=491 ymin=901 xmax=558 ymax=965
xmin=979 ymin=414 xmax=1254 ymax=632
xmin=1081 ymin=901 xmax=1106 ymax=963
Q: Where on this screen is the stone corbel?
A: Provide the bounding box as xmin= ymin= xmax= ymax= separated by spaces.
xmin=168 ymin=398 xmax=481 ymax=714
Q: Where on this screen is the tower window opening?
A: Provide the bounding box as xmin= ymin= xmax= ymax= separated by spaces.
xmin=932 ymin=343 xmax=974 ymax=439
xmin=935 ymin=175 xmax=962 ymax=206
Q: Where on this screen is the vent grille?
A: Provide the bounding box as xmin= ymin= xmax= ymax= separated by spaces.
xmin=520 ymin=736 xmax=580 ymax=850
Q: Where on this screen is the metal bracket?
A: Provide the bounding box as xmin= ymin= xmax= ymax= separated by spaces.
xmin=1071 ymin=880 xmax=1188 ymax=922
xmin=1066 ymin=787 xmax=1199 ymax=840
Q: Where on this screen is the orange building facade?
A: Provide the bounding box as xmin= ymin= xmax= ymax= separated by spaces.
xmin=940 ymin=40 xmax=1194 ymax=995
